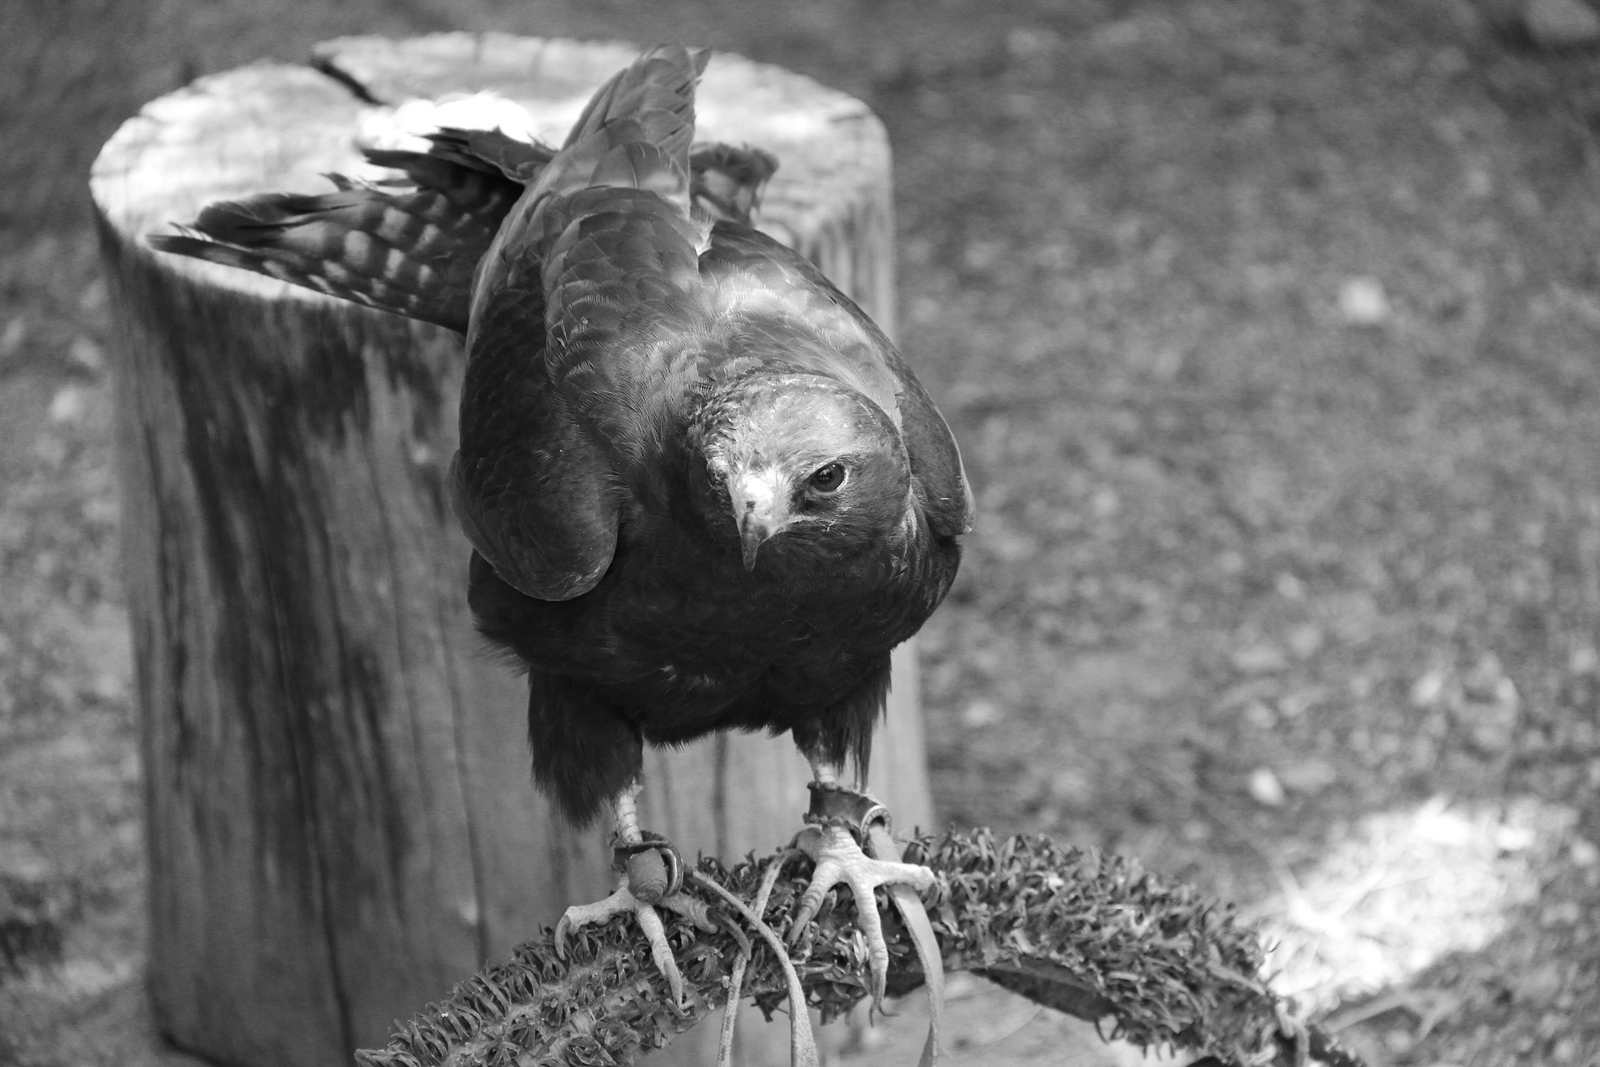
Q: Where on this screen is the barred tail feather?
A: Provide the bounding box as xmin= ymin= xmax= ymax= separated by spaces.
xmin=421 ymin=127 xmax=556 ymax=183
xmin=147 ymin=48 xmax=776 ymax=334
xmin=357 ymin=147 xmax=526 ymax=235
xmin=150 ymin=187 xmax=478 ymax=332
xmin=145 ymin=228 xmax=449 ymax=328
xmin=145 ymin=141 xmax=537 ymax=332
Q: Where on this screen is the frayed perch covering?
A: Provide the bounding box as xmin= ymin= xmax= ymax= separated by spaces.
xmin=356 ymin=829 xmax=1365 ymax=1067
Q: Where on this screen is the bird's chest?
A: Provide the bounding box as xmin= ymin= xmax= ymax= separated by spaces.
xmin=574 ymin=529 xmax=895 ymax=706
xmin=605 ymin=553 xmax=862 ymax=670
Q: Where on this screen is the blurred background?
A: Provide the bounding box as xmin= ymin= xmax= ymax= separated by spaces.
xmin=5 ymin=0 xmax=1600 ymax=1064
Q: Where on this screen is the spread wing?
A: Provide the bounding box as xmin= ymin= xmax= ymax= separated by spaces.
xmin=149 ymin=120 xmax=772 ymax=334
xmin=147 ymin=138 xmax=534 ymax=331
xmin=450 ymin=45 xmax=712 ymax=601
xmin=698 ymin=223 xmax=975 ymax=538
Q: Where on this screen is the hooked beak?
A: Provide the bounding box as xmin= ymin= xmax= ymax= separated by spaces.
xmin=729 ymin=470 xmax=787 ymax=571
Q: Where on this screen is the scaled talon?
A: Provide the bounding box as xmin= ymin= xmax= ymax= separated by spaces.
xmin=790 ymin=823 xmax=937 ymax=1005
xmin=785 ymin=771 xmax=947 ymax=1063
xmin=552 ymin=785 xmax=716 ymax=1006
xmin=554 ymin=869 xmax=716 ymax=1006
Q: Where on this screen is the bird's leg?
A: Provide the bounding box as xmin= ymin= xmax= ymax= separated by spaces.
xmin=787 ymin=756 xmax=938 ymax=1008
xmin=553 ymin=779 xmax=716 ymax=1005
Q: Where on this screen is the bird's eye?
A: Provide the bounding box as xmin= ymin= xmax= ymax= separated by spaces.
xmin=808 ymin=463 xmax=847 ymax=494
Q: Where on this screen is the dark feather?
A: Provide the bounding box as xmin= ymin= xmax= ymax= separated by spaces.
xmin=149 ymin=45 xmax=970 ymax=826
xmin=420 ymin=126 xmax=555 ymax=181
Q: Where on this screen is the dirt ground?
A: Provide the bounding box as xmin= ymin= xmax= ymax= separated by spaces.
xmin=5 ymin=0 xmax=1600 ymax=1064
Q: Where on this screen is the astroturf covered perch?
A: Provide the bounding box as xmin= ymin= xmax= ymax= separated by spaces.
xmin=353 ymin=829 xmax=1366 ymax=1067
xmin=89 ymin=34 xmax=933 ymax=1067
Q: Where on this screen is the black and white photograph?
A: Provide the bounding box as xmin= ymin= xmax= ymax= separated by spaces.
xmin=3 ymin=1 xmax=1599 ymax=1065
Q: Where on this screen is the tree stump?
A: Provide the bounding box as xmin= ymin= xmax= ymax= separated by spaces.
xmin=90 ymin=33 xmax=933 ymax=1067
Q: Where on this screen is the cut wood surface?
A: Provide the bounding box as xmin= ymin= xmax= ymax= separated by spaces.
xmin=89 ymin=33 xmax=928 ymax=1067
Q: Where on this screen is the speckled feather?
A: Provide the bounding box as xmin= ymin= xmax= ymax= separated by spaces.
xmin=145 ymin=119 xmax=757 ymax=334
xmin=149 ymin=141 xmax=530 ymax=331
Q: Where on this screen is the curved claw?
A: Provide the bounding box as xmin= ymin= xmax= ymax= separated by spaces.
xmin=632 ymin=899 xmax=686 ymax=1004
xmin=555 ymin=876 xmax=632 ymax=960
xmin=790 ymin=824 xmax=937 ymax=1007
xmin=552 ymin=874 xmax=715 ymax=1008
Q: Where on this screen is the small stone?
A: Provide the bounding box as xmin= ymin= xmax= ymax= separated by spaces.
xmin=1232 ymin=643 xmax=1287 ymax=675
xmin=1248 ymin=767 xmax=1286 ymax=807
xmin=1410 ymin=669 xmax=1447 ymax=707
xmin=1495 ymin=824 xmax=1536 ymax=852
xmin=1280 ymin=758 xmax=1338 ymax=794
xmin=1274 ymin=572 xmax=1306 ymax=600
xmin=1276 ymin=686 xmax=1327 ymax=719
xmin=68 ymin=335 xmax=104 ymax=371
xmin=48 ymin=385 xmax=85 ymax=424
xmin=1525 ymin=0 xmax=1600 ymax=48
xmin=1568 ymin=837 xmax=1599 ymax=867
xmin=962 ymin=700 xmax=1001 ymax=728
xmin=1338 ymin=277 xmax=1390 ymax=325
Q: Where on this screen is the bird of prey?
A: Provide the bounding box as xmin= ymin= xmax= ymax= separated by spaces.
xmin=151 ymin=45 xmax=972 ymax=1013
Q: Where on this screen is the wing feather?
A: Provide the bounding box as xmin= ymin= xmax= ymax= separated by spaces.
xmin=453 ymin=45 xmax=710 ymax=601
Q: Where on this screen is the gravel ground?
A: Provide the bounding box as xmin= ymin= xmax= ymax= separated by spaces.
xmin=5 ymin=1 xmax=1600 ymax=1065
